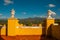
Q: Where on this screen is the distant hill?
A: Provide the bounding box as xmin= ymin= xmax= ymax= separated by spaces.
xmin=0 ymin=17 xmax=60 ymax=25
xmin=0 ymin=18 xmax=7 ymax=24
xmin=19 ymin=17 xmax=46 ymax=23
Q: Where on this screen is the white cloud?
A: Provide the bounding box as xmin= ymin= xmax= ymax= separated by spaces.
xmin=49 ymin=4 xmax=56 ymax=7
xmin=4 ymin=0 xmax=13 ymax=5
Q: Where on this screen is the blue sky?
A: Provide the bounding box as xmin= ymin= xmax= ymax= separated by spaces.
xmin=0 ymin=0 xmax=60 ymax=19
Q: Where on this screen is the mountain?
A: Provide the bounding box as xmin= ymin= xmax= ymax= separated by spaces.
xmin=0 ymin=17 xmax=60 ymax=25
xmin=18 ymin=17 xmax=46 ymax=24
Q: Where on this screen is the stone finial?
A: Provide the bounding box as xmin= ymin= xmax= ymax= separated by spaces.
xmin=47 ymin=10 xmax=56 ymax=19
xmin=47 ymin=10 xmax=52 ymax=19
xmin=11 ymin=9 xmax=15 ymax=18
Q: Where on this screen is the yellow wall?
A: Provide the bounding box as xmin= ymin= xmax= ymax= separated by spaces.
xmin=1 ymin=18 xmax=55 ymax=37
xmin=1 ymin=25 xmax=6 ymax=35
xmin=1 ymin=18 xmax=42 ymax=36
xmin=15 ymin=27 xmax=42 ymax=35
xmin=46 ymin=19 xmax=54 ymax=35
xmin=7 ymin=18 xmax=42 ymax=36
xmin=8 ymin=18 xmax=19 ymax=36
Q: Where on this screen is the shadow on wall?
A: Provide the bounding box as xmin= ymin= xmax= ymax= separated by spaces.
xmin=40 ymin=24 xmax=58 ymax=40
xmin=47 ymin=24 xmax=52 ymax=37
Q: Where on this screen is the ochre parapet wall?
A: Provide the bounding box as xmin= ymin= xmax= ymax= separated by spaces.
xmin=46 ymin=18 xmax=54 ymax=35
xmin=7 ymin=18 xmax=42 ymax=36
xmin=8 ymin=18 xmax=19 ymax=36
xmin=15 ymin=27 xmax=42 ymax=35
xmin=1 ymin=26 xmax=6 ymax=35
